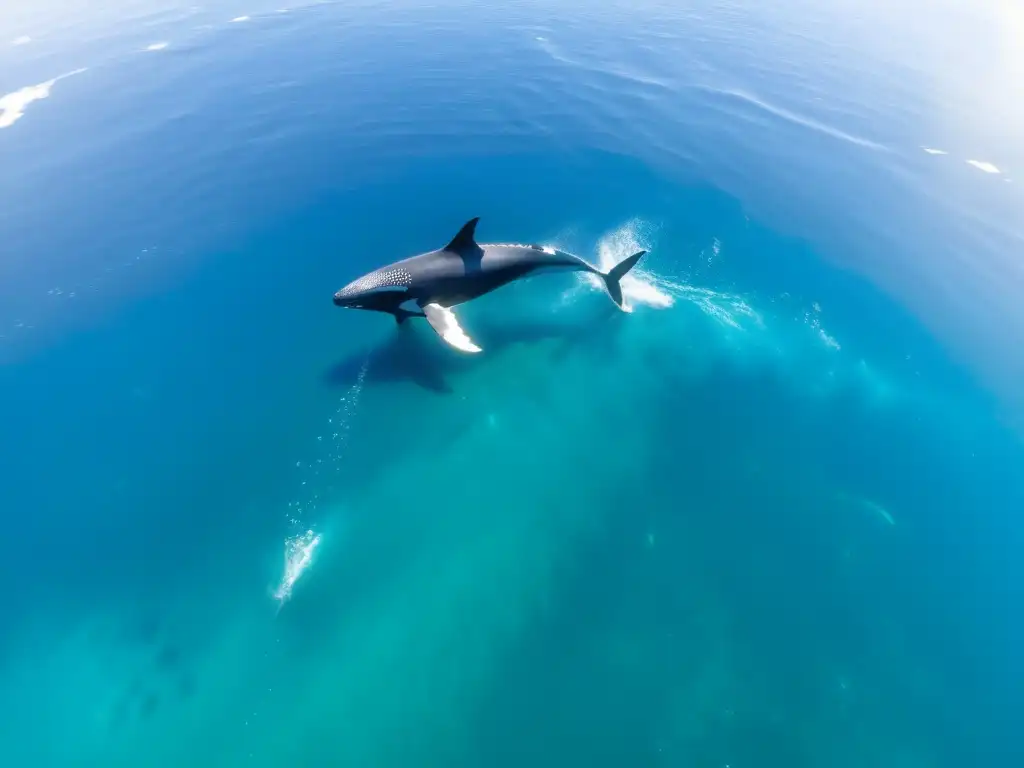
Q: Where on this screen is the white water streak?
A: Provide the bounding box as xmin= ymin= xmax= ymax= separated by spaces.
xmin=0 ymin=68 xmax=86 ymax=129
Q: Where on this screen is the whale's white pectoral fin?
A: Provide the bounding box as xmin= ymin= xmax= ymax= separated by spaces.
xmin=421 ymin=303 xmax=482 ymax=353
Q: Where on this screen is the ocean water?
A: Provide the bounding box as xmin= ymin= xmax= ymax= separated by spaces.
xmin=1 ymin=1 xmax=1022 ymax=766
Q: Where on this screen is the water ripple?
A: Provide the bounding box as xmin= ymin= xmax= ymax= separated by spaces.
xmin=697 ymin=85 xmax=890 ymax=152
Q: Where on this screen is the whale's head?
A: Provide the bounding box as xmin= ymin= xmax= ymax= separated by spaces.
xmin=333 ymin=265 xmax=414 ymax=311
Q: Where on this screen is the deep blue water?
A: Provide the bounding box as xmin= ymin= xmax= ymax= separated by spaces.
xmin=1 ymin=2 xmax=1022 ymax=766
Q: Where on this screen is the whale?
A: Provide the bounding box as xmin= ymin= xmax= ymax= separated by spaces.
xmin=332 ymin=217 xmax=645 ymax=353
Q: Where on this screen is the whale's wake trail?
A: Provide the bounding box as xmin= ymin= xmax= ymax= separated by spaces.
xmin=272 ymin=357 xmax=370 ymax=611
xmin=574 ymin=219 xmax=760 ymax=331
xmin=591 ymin=219 xmax=674 ymax=310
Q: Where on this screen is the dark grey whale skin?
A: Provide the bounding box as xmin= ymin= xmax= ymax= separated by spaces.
xmin=332 ymin=217 xmax=645 ymax=323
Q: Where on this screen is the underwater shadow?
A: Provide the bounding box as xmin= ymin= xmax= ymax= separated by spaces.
xmin=323 ymin=302 xmax=623 ymax=394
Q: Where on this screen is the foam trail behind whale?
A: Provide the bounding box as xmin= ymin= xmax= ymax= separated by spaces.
xmin=588 ymin=219 xmax=675 ymax=309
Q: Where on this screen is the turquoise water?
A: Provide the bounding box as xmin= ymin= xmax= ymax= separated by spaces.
xmin=1 ymin=2 xmax=1022 ymax=766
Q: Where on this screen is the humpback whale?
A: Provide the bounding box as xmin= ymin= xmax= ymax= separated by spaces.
xmin=332 ymin=217 xmax=645 ymax=353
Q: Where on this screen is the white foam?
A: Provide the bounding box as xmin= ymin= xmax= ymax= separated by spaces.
xmin=274 ymin=358 xmax=368 ymax=612
xmin=818 ymin=329 xmax=841 ymax=350
xmin=592 ymin=219 xmax=674 ymax=310
xmin=145 ymin=42 xmax=169 ymax=51
xmin=966 ymin=159 xmax=1001 ymax=174
xmin=0 ymin=68 xmax=86 ymax=129
xmin=676 ymin=284 xmax=761 ymax=330
xmin=815 ymin=329 xmax=839 ymax=350
xmin=273 ymin=529 xmax=322 ymax=609
xmin=571 ymin=220 xmax=763 ymax=329
xmin=12 ymin=36 xmax=31 ymax=46
xmin=231 ymin=15 xmax=251 ymax=23
xmin=921 ymin=147 xmax=947 ymax=155
xmin=805 ymin=304 xmax=841 ymax=351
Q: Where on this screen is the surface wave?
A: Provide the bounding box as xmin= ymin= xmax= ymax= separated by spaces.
xmin=702 ymin=85 xmax=889 ymax=152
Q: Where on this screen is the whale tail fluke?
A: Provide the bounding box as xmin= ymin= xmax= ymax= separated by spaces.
xmin=602 ymin=250 xmax=646 ymax=312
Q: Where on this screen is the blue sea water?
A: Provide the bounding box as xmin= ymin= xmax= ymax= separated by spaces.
xmin=1 ymin=1 xmax=1022 ymax=765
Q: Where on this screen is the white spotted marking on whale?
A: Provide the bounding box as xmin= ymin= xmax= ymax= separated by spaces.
xmin=338 ymin=267 xmax=413 ymax=297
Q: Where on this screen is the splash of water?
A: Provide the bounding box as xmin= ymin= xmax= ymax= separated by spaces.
xmin=576 ymin=219 xmax=762 ymax=332
xmin=274 ymin=357 xmax=369 ymax=610
xmin=561 ymin=220 xmax=910 ymax=412
xmin=674 ymin=284 xmax=761 ymax=330
xmin=273 ymin=529 xmax=322 ymax=611
xmin=804 ymin=302 xmax=841 ymax=350
xmin=589 ymin=218 xmax=674 ymax=310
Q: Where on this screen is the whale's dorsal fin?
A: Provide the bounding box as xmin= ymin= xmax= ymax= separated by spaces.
xmin=443 ymin=217 xmax=481 ymax=257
